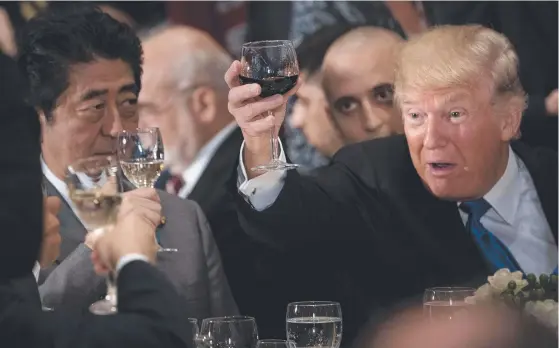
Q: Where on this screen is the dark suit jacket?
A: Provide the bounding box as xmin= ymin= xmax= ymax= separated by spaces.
xmin=1 ymin=261 xmax=192 ymax=348
xmin=156 ymin=127 xmax=336 ymax=338
xmin=230 ymin=135 xmax=558 ymax=345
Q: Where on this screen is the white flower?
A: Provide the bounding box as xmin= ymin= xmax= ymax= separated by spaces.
xmin=487 ymin=268 xmax=528 ymax=294
xmin=524 ymin=300 xmax=558 ymax=330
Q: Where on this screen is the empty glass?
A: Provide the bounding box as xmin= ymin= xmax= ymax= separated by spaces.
xmin=423 ymin=287 xmax=475 ymax=321
xmin=286 ymin=301 xmax=342 ymax=348
xmin=197 ymin=316 xmax=259 ymax=348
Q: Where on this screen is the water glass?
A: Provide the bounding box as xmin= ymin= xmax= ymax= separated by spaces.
xmin=198 ymin=316 xmax=258 ymax=348
xmin=286 ymin=301 xmax=342 ymax=348
xmin=423 ymin=287 xmax=475 ymax=321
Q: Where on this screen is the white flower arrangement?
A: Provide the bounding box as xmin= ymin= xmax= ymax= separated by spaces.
xmin=465 ymin=269 xmax=558 ymax=331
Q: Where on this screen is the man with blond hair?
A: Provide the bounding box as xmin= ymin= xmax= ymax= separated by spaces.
xmin=224 ymin=25 xmax=557 ymax=343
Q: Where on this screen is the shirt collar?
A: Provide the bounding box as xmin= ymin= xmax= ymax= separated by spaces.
xmin=180 ymin=122 xmax=238 ymax=196
xmin=41 ymin=156 xmax=71 ymax=203
xmin=483 ymin=146 xmax=521 ymax=225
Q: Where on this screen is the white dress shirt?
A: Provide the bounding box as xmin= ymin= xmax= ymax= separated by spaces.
xmin=177 ymin=122 xmax=238 ymax=199
xmin=237 ymin=141 xmax=557 ymax=275
xmin=39 ymin=157 xmax=148 ymax=282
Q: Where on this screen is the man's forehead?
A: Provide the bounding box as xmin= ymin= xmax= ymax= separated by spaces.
xmin=400 ymin=88 xmax=475 ymax=106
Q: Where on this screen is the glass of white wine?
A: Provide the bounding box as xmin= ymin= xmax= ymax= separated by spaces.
xmin=423 ymin=287 xmax=475 ymax=322
xmin=286 ymin=301 xmax=342 ymax=348
xmin=65 ymin=155 xmax=123 ymax=315
xmin=117 ymin=127 xmax=177 ymax=253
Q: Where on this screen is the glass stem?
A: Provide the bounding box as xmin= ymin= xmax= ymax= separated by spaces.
xmin=269 ymin=110 xmax=279 ymax=162
xmin=105 ymin=272 xmax=117 ymax=307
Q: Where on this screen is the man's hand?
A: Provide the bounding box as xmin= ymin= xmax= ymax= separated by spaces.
xmin=39 ymin=196 xmax=61 ymax=268
xmin=224 ymin=60 xmax=301 ymax=178
xmin=545 ymin=89 xmax=558 ymax=116
xmin=87 ymin=188 xmax=161 ymax=275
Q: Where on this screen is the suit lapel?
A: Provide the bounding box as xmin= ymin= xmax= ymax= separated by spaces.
xmin=188 ymin=127 xmax=243 ymax=212
xmin=43 ymin=178 xmax=88 ymax=263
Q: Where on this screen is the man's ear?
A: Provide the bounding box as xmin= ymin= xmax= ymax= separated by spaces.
xmin=190 ymin=86 xmax=217 ymax=123
xmin=500 ymin=96 xmax=524 ymax=142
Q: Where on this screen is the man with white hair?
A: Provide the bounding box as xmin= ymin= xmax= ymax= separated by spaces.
xmin=139 ymin=26 xmax=297 ymax=335
xmin=225 ymin=25 xmax=558 ymax=343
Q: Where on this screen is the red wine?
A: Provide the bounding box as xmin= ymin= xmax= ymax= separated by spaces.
xmin=239 ymin=75 xmax=298 ymax=98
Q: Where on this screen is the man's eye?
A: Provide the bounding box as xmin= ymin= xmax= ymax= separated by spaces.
xmin=450 ymin=111 xmax=462 ymax=118
xmin=93 ymin=103 xmax=104 ymax=110
xmin=335 ymin=97 xmax=358 ymax=114
xmin=372 ymin=84 xmax=394 ymax=105
xmin=123 ymin=98 xmax=138 ymax=106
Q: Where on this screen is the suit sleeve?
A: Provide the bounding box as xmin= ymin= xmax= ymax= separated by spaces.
xmin=194 ymin=202 xmax=239 ymax=317
xmin=0 ymin=262 xmax=191 ymax=348
xmin=230 ymin=143 xmax=380 ymax=249
xmin=39 ymin=243 xmax=106 ymax=309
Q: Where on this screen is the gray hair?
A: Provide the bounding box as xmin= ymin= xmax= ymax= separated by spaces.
xmin=139 ymin=22 xmax=233 ymax=96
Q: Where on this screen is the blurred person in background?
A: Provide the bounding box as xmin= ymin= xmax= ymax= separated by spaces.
xmin=289 ymin=24 xmax=353 ymax=162
xmin=0 ymin=49 xmax=190 ymax=348
xmin=19 ymin=4 xmax=237 ymax=319
xmin=284 ymin=1 xmax=424 ymax=173
xmin=357 ymin=305 xmax=557 ymax=348
xmin=322 ymin=26 xmax=404 ymax=147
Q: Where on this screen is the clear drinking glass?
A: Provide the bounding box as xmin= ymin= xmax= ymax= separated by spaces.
xmin=239 ymin=40 xmax=299 ymax=172
xmin=256 ymin=340 xmax=296 ymax=348
xmin=117 ymin=127 xmax=177 ymax=253
xmin=65 ymin=155 xmax=123 ymax=315
xmin=286 ymin=301 xmax=342 ymax=348
xmin=423 ymin=287 xmax=475 ymax=321
xmin=197 ymin=316 xmax=259 ymax=348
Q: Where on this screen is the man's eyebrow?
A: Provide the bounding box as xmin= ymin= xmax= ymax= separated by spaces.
xmin=80 ymin=89 xmax=108 ymax=102
xmin=118 ymin=84 xmax=139 ymax=95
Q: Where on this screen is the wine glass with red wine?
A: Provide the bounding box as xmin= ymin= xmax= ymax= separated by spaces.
xmin=239 ymin=40 xmax=299 ymax=172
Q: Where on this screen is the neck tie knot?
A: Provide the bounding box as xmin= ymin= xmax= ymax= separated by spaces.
xmin=460 ymin=199 xmax=491 ymax=221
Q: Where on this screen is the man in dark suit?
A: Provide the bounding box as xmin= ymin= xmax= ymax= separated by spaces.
xmin=18 ymin=5 xmax=237 ymax=317
xmin=224 ymin=25 xmax=558 ymax=344
xmin=0 ymin=52 xmax=190 ymax=347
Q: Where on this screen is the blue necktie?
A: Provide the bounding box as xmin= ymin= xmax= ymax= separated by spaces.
xmin=460 ymin=199 xmax=522 ymax=273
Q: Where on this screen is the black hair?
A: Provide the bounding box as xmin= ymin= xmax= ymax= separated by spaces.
xmin=17 ymin=3 xmax=143 ymax=120
xmin=296 ymin=23 xmax=356 ymax=77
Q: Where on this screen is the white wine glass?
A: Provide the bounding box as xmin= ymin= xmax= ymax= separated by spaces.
xmin=117 ymin=127 xmax=177 ymax=253
xmin=286 ymin=301 xmax=342 ymax=348
xmin=65 ymin=155 xmax=123 ymax=315
xmin=423 ymin=287 xmax=475 ymax=322
xmin=239 ymin=40 xmax=299 ymax=172
xmin=198 ymin=316 xmax=259 ymax=348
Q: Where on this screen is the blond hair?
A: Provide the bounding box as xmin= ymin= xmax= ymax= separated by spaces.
xmin=394 ymin=25 xmax=526 ymax=109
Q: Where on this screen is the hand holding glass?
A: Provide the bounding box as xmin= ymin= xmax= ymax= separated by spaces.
xmin=65 ymin=155 xmax=122 ymax=315
xmin=239 ymin=40 xmax=299 ymax=172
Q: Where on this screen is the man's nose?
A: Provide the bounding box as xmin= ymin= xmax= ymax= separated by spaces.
xmin=103 ymin=107 xmax=124 ymax=137
xmin=423 ymin=115 xmax=448 ymax=149
xmin=362 ymin=102 xmax=384 ymax=133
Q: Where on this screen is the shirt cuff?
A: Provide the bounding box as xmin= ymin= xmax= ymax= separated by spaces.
xmin=116 ymin=254 xmax=149 ymax=274
xmin=237 ymin=140 xmax=287 ymax=211
xmin=33 ymin=261 xmax=41 ymax=283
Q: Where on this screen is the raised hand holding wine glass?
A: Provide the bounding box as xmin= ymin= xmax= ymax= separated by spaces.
xmin=117 ymin=127 xmax=177 ymax=253
xmin=226 ymin=40 xmax=300 ymax=174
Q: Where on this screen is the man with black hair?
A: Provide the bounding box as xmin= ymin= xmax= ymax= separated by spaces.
xmin=18 ymin=4 xmax=237 ymax=319
xmin=289 ymin=24 xmax=352 ymax=161
xmin=0 ymin=49 xmax=190 ymax=347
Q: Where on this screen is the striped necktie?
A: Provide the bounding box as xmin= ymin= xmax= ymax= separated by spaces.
xmin=460 ymin=199 xmax=522 ymax=273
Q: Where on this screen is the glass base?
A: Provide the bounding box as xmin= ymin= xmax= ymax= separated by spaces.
xmin=158 ymin=247 xmax=179 ymax=253
xmin=251 ymin=160 xmax=299 ymax=172
xmin=90 ymin=299 xmax=117 ymax=315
